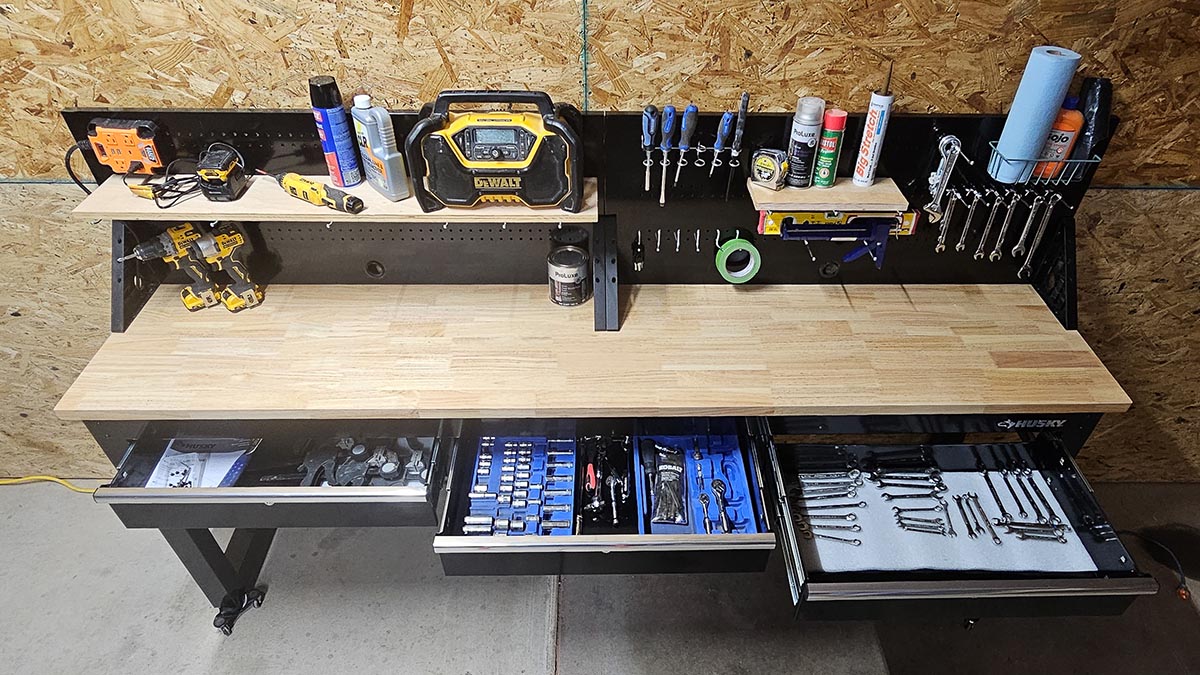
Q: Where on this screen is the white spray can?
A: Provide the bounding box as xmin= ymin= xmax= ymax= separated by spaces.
xmin=853 ymin=63 xmax=894 ymax=187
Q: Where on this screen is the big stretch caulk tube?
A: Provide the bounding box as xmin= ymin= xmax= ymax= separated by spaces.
xmin=309 ymin=76 xmax=362 ymax=188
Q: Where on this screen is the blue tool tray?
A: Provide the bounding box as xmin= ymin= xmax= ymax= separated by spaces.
xmin=633 ymin=434 xmax=761 ymax=535
xmin=467 ymin=436 xmax=575 ymax=536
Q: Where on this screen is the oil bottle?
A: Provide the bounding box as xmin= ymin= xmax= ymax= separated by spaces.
xmin=350 ymin=94 xmax=411 ymax=201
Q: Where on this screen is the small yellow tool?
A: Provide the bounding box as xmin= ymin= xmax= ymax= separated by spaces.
xmin=192 ymin=224 xmax=264 ymax=313
xmin=261 ymin=171 xmax=365 ymax=214
xmin=117 ymin=223 xmax=220 ymax=311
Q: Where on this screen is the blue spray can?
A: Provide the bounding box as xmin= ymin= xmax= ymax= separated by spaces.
xmin=309 ymin=75 xmax=362 ymax=187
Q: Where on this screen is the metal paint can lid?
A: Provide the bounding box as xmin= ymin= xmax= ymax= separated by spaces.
xmin=548 ymin=245 xmax=589 ymax=282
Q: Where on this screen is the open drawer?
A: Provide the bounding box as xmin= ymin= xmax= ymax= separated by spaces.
xmin=759 ymin=424 xmax=1158 ymax=618
xmin=433 ymin=418 xmax=776 ymax=575
xmin=93 ymin=420 xmax=452 ymax=529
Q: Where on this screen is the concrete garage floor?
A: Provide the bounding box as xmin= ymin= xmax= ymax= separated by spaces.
xmin=1 ymin=482 xmax=1198 ymax=674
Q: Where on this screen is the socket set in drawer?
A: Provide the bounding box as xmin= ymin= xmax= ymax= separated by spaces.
xmin=464 ymin=436 xmax=576 ymax=536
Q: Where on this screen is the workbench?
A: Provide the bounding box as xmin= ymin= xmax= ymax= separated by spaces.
xmin=57 ymin=107 xmax=1157 ymax=632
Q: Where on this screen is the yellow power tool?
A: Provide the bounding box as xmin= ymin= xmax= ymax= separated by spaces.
xmin=192 ymin=224 xmax=264 ymax=313
xmin=261 ymin=171 xmax=365 ymax=214
xmin=118 ymin=223 xmax=220 ymax=311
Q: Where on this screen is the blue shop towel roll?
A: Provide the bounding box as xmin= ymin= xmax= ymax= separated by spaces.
xmin=989 ymin=46 xmax=1082 ymax=183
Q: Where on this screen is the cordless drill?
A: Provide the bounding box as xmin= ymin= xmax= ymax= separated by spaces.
xmin=191 ymin=223 xmax=263 ymax=312
xmin=118 ymin=223 xmax=220 ymax=311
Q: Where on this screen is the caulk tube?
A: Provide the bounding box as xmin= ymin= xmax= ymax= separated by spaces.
xmin=785 ymin=97 xmax=825 ymax=188
xmin=852 ymin=90 xmax=893 ymax=186
xmin=309 ymin=75 xmax=362 ymax=187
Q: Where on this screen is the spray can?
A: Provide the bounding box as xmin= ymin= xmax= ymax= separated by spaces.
xmin=351 ymin=94 xmax=411 ymax=201
xmin=785 ymin=97 xmax=825 ymax=188
xmin=813 ymin=108 xmax=847 ymax=188
xmin=853 ymin=63 xmax=894 ymax=187
xmin=309 ymin=76 xmax=362 ymax=188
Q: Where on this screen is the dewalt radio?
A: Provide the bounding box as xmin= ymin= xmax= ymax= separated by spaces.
xmin=404 ymin=90 xmax=582 ymax=213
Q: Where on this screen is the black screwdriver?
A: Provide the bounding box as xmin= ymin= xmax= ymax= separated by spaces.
xmin=641 ymin=105 xmax=659 ymax=192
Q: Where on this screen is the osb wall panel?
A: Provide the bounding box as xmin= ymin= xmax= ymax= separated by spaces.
xmin=0 ymin=183 xmax=1196 ymax=480
xmin=1074 ymin=189 xmax=1200 ymax=482
xmin=1 ymin=0 xmax=1197 ymax=184
xmin=0 ymin=183 xmax=111 ymax=478
xmin=0 ymin=0 xmax=584 ymax=177
xmin=586 ymin=0 xmax=1200 ymax=185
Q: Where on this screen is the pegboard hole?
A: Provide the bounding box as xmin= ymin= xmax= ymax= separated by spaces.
xmin=365 ymin=260 xmax=386 ymax=279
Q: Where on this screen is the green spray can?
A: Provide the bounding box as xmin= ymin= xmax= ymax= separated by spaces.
xmin=813 ymin=108 xmax=848 ymax=188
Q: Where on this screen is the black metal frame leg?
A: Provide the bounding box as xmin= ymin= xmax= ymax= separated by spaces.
xmin=160 ymin=528 xmax=276 ymax=607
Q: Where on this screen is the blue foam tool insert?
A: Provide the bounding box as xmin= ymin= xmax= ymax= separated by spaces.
xmin=467 ymin=436 xmax=575 ymax=536
xmin=634 ymin=434 xmax=760 ymax=535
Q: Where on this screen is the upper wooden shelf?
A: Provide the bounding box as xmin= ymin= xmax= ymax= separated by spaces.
xmin=747 ymin=177 xmax=910 ymax=212
xmin=56 ymin=283 xmax=1130 ymax=421
xmin=73 ymin=175 xmax=599 ymax=223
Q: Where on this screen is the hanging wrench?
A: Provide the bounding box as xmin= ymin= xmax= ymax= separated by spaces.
xmin=1017 ymin=193 xmax=1063 ymax=279
xmin=955 ymin=189 xmax=983 ymax=252
xmin=988 ymin=191 xmax=1022 ymax=262
xmin=1010 ymin=193 xmax=1045 ymax=259
xmin=934 ymin=189 xmax=961 ymax=253
xmin=923 ymin=135 xmax=965 ymax=221
xmin=972 ymin=189 xmax=1003 ymax=260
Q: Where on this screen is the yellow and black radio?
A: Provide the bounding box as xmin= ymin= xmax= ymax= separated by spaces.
xmin=404 ymin=90 xmax=582 ymax=213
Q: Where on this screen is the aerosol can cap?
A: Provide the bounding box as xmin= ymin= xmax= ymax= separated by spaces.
xmin=795 ymin=97 xmax=825 ymax=125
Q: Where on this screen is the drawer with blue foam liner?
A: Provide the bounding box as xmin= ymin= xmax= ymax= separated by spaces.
xmin=634 ymin=431 xmax=762 ymax=535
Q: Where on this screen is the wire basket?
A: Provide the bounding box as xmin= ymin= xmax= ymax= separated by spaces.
xmin=987 ymin=141 xmax=1101 ymax=186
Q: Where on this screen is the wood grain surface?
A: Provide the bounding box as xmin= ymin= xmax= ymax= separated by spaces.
xmin=74 ymin=176 xmax=599 ymax=223
xmin=746 ymin=178 xmax=909 ymax=213
xmin=55 ymin=283 xmax=1129 ymax=421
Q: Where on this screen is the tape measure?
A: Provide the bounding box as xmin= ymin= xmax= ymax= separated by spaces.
xmin=404 ymin=90 xmax=582 ymax=213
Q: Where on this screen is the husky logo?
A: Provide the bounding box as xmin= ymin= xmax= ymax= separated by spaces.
xmin=997 ymin=419 xmax=1067 ymax=430
xmin=474 ymin=176 xmax=521 ymax=190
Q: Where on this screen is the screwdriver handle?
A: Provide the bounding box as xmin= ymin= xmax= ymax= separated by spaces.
xmin=713 ymin=111 xmax=735 ymax=152
xmin=731 ymin=92 xmax=749 ymax=153
xmin=678 ymin=104 xmax=698 ymax=152
xmin=659 ymin=105 xmax=677 ymax=154
xmin=641 ymin=105 xmax=658 ymax=151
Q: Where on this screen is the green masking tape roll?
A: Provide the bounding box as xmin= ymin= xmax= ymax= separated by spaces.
xmin=715 ymin=236 xmax=761 ymax=284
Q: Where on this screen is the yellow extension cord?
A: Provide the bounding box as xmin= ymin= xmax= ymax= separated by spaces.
xmin=0 ymin=475 xmax=96 ymax=494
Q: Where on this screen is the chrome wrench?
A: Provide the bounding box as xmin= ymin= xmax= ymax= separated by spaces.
xmin=924 ymin=135 xmax=964 ymax=221
xmin=972 ymin=189 xmax=1002 ymax=260
xmin=1017 ymin=193 xmax=1063 ymax=279
xmin=1010 ymin=193 xmax=1045 ymax=259
xmin=988 ymin=191 xmax=1022 ymax=262
xmin=955 ymin=189 xmax=983 ymax=252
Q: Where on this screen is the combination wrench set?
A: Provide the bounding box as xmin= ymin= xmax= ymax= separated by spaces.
xmin=788 ymin=445 xmax=1112 ymax=549
xmin=924 ymin=134 xmax=1071 ymax=279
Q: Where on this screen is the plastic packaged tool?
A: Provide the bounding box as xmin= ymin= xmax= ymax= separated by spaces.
xmin=853 ymin=62 xmax=894 ymax=187
xmin=351 ymin=95 xmax=410 ymax=201
xmin=1033 ymin=96 xmax=1084 ymax=180
xmin=651 ymin=443 xmax=687 ymax=525
xmin=813 ymin=108 xmax=847 ymax=188
xmin=785 ymin=96 xmax=825 ymax=188
xmin=1069 ymin=77 xmax=1112 ymax=161
xmin=309 ymin=76 xmax=362 ymax=188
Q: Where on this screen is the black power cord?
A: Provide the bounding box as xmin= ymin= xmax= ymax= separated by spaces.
xmin=1118 ymin=528 xmax=1192 ymax=601
xmin=63 ymin=141 xmax=93 ymax=195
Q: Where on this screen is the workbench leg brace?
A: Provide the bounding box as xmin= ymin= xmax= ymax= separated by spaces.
xmin=160 ymin=528 xmax=275 ymax=635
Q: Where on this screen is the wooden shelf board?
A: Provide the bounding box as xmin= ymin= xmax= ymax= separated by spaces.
xmin=72 ymin=175 xmax=599 ymax=223
xmin=747 ymin=177 xmax=910 ymax=212
xmin=56 ymin=284 xmax=1130 ymax=421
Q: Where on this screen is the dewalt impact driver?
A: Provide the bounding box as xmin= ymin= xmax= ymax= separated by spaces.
xmin=119 ymin=223 xmax=263 ymax=312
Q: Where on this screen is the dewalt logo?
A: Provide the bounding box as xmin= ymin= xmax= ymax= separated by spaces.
xmin=474 ymin=176 xmax=522 ymax=190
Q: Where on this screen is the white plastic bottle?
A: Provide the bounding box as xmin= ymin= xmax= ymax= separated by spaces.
xmin=350 ymin=94 xmax=411 ymax=201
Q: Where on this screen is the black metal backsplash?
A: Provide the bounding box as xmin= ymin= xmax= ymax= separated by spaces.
xmin=65 ymin=107 xmax=1108 ymax=330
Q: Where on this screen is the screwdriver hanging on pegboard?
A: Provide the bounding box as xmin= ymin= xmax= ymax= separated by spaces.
xmin=641 ymin=105 xmax=658 ymax=192
xmin=674 ymin=104 xmax=698 ymax=185
xmin=659 ymin=105 xmax=677 ymax=206
xmin=710 ymin=111 xmax=734 ymax=177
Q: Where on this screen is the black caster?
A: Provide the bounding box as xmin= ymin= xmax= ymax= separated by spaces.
xmin=213 ymin=587 xmax=266 ymax=636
